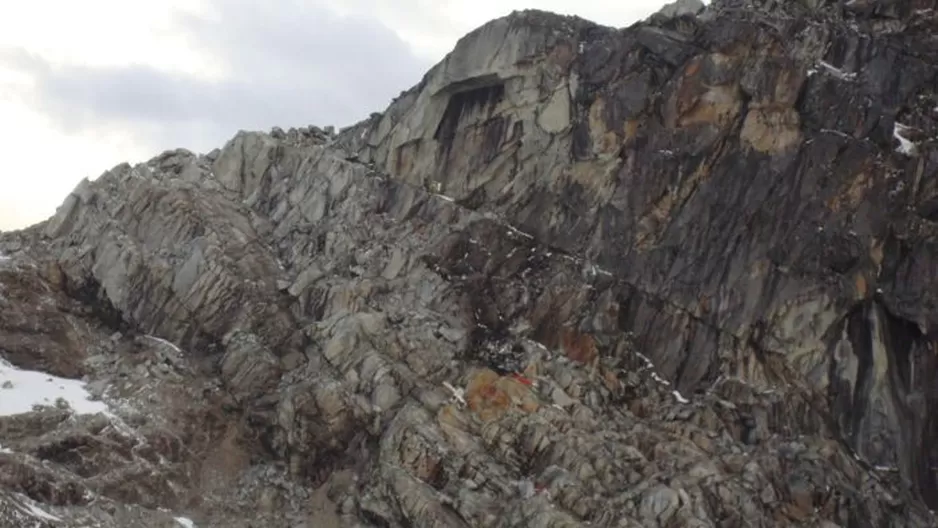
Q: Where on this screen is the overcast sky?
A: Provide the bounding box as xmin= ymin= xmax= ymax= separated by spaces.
xmin=0 ymin=0 xmax=676 ymax=230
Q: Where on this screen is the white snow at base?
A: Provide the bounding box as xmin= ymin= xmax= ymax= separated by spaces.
xmin=175 ymin=517 xmax=197 ymax=528
xmin=0 ymin=444 xmax=10 ymax=453
xmin=893 ymin=123 xmax=918 ymax=156
xmin=672 ymin=390 xmax=690 ymax=404
xmin=0 ymin=359 xmax=108 ymax=416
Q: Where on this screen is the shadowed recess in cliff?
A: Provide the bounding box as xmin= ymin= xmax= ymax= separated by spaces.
xmin=825 ymin=299 xmax=938 ymax=507
xmin=874 ymin=302 xmax=938 ymax=507
xmin=433 ymin=76 xmax=506 ymax=163
xmin=66 ymin=275 xmax=129 ymax=334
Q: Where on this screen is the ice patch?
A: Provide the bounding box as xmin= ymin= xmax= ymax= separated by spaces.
xmin=893 ymin=123 xmax=918 ymax=156
xmin=0 ymin=359 xmax=108 ymax=416
xmin=175 ymin=517 xmax=197 ymax=528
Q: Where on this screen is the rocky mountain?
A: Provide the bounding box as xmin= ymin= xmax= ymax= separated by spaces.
xmin=2 ymin=0 xmax=938 ymax=526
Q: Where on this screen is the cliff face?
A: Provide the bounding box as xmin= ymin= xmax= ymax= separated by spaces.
xmin=2 ymin=1 xmax=938 ymax=526
xmin=344 ymin=0 xmax=938 ymax=502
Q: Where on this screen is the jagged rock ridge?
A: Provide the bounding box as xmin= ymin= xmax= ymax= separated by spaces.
xmin=2 ymin=0 xmax=938 ymax=526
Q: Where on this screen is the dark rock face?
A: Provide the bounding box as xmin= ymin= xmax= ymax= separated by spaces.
xmin=2 ymin=1 xmax=938 ymax=526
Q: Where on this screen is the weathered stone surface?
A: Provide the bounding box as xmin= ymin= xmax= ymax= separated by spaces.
xmin=2 ymin=0 xmax=938 ymax=526
xmin=654 ymin=0 xmax=706 ymax=20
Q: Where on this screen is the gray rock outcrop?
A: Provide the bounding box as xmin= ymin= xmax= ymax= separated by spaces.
xmin=654 ymin=0 xmax=706 ymax=19
xmin=2 ymin=1 xmax=938 ymax=526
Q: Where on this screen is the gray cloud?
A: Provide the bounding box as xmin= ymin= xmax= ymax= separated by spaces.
xmin=2 ymin=0 xmax=432 ymax=153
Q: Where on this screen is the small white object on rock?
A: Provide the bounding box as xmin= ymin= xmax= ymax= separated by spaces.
xmin=443 ymin=381 xmax=466 ymax=407
xmin=893 ymin=123 xmax=918 ymax=156
xmin=672 ymin=391 xmax=690 ymax=404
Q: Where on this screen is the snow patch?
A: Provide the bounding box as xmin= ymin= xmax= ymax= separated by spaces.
xmin=0 ymin=359 xmax=109 ymax=416
xmin=0 ymin=253 xmax=9 ymax=261
xmin=175 ymin=517 xmax=197 ymax=528
xmin=505 ymin=224 xmax=534 ymax=240
xmin=431 ymin=192 xmax=455 ymax=203
xmin=893 ymin=123 xmax=918 ymax=156
xmin=144 ymin=335 xmax=182 ymax=353
xmin=818 ymin=60 xmax=857 ymax=81
xmin=583 ymin=263 xmax=608 ymax=278
xmin=636 ymin=352 xmax=671 ymax=387
xmin=672 ymin=390 xmax=690 ymax=404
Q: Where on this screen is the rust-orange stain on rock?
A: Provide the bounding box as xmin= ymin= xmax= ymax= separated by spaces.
xmin=465 ymin=368 xmax=539 ymax=422
xmin=602 ymin=368 xmax=621 ymax=393
xmin=560 ymin=327 xmax=598 ymax=364
xmin=685 ymin=57 xmax=701 ymax=78
xmin=827 ymin=169 xmax=872 ymax=213
xmin=854 ymin=273 xmax=868 ymax=299
xmin=697 ymin=295 xmax=711 ymax=316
